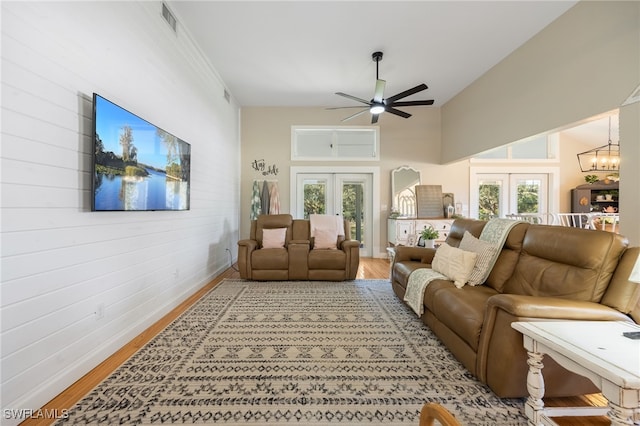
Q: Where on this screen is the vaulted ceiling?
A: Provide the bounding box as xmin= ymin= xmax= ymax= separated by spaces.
xmin=168 ymin=1 xmax=615 ymax=146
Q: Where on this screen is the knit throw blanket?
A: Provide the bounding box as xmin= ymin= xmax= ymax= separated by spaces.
xmin=403 ymin=218 xmax=522 ymax=316
xmin=404 ymin=268 xmax=447 ymax=316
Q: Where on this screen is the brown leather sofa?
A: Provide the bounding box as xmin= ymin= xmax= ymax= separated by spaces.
xmin=238 ymin=214 xmax=360 ymax=281
xmin=391 ymin=218 xmax=640 ymax=398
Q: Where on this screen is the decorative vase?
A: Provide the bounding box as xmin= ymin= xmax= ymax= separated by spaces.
xmin=425 ymin=239 xmax=435 ymax=248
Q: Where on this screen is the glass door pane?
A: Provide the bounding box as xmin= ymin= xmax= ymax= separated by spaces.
xmin=298 ymin=175 xmax=333 ymax=219
xmin=478 ymin=177 xmax=506 ymax=220
xmin=296 ymin=172 xmax=372 ymax=257
xmin=336 ymin=174 xmax=371 ymax=253
xmin=473 ymin=173 xmax=548 ymax=219
xmin=511 ymin=175 xmax=547 ymax=214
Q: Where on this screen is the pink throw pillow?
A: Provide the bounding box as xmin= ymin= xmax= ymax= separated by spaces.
xmin=262 ymin=228 xmax=287 ymax=249
xmin=314 ymin=229 xmax=338 ymax=250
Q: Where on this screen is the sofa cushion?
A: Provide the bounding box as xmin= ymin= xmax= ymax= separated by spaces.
xmin=256 ymin=214 xmax=293 ymax=247
xmin=503 ymin=225 xmax=627 ymax=301
xmin=601 ymin=247 xmax=640 ymax=315
xmin=484 ymin=222 xmax=529 ymax=292
xmin=428 ymin=285 xmax=498 ymax=351
xmin=446 ymin=218 xmax=487 ymax=248
xmin=432 ymin=243 xmax=477 ymax=288
xmin=308 ymin=249 xmax=346 ymax=270
xmin=262 ymin=228 xmax=287 ymax=248
xmin=252 ymin=248 xmax=289 ymax=269
xmin=459 ymin=231 xmax=499 ymax=286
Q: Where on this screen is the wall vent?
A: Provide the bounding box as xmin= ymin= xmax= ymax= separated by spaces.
xmin=162 ymin=3 xmax=177 ymax=33
xmin=223 ymin=89 xmax=231 ymax=103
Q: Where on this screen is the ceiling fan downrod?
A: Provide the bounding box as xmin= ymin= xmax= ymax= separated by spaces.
xmin=372 ymin=51 xmax=383 ymax=80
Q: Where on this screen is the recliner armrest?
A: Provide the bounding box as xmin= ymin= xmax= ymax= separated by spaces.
xmin=340 ymin=240 xmax=360 ymax=250
xmin=476 ymin=293 xmax=632 ymax=396
xmin=238 ymin=239 xmax=258 ymax=250
xmin=289 ymin=239 xmax=310 ymax=246
xmin=237 ymin=239 xmax=258 ymax=279
xmin=288 ymin=240 xmax=310 ymax=280
xmin=340 ymin=240 xmax=360 ymax=280
xmin=393 ymin=246 xmax=436 ymax=264
xmin=486 ymin=294 xmax=632 ymax=321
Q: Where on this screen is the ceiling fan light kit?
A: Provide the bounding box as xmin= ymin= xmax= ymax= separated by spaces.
xmin=370 ymin=103 xmax=385 ymax=114
xmin=330 ymin=51 xmax=434 ymax=124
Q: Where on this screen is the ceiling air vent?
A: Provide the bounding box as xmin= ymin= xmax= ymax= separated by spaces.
xmin=162 ymin=3 xmax=177 ymax=33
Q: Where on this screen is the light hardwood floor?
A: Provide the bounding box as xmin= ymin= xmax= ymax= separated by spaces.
xmin=23 ymin=258 xmax=608 ymax=426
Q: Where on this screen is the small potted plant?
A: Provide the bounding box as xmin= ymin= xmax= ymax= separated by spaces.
xmin=420 ymin=226 xmax=439 ymax=248
xmin=584 ymin=174 xmax=599 ymax=184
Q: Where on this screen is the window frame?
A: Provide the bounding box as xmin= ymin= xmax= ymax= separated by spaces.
xmin=291 ymin=125 xmax=379 ymax=161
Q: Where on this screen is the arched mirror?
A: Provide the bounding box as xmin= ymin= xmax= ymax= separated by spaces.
xmin=391 ymin=166 xmax=421 ymax=217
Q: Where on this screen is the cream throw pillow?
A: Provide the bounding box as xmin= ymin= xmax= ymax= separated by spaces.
xmin=313 ymin=228 xmax=338 ymax=249
xmin=262 ymin=228 xmax=287 ymax=249
xmin=459 ymin=231 xmax=499 ymax=286
xmin=432 ymin=243 xmax=478 ymax=289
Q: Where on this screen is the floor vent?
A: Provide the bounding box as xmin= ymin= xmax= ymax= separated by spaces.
xmin=162 ymin=3 xmax=177 ymax=33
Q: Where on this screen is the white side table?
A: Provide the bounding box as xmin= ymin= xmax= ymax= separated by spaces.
xmin=386 ymin=247 xmax=396 ymax=279
xmin=512 ymin=321 xmax=640 ymax=426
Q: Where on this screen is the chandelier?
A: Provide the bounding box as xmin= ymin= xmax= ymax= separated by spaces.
xmin=576 ymin=116 xmax=620 ymax=172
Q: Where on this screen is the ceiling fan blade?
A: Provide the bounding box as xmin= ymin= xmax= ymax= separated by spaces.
xmin=386 ymin=107 xmax=412 ymax=119
xmin=390 ymin=99 xmax=434 ymax=107
xmin=373 ymin=79 xmax=386 ymax=103
xmin=371 ymin=114 xmax=379 ymax=124
xmin=326 ymin=106 xmax=373 ymax=110
xmin=341 ymin=108 xmax=369 ymax=122
xmin=385 ymin=84 xmax=428 ymax=103
xmin=335 ymin=92 xmax=371 ymax=105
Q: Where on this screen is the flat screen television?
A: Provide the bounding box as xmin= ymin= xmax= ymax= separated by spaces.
xmin=92 ymin=93 xmax=191 ymax=211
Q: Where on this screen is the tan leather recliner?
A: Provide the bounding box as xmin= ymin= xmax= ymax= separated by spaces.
xmin=238 ymin=214 xmax=360 ymax=281
xmin=391 ymin=218 xmax=640 ymax=398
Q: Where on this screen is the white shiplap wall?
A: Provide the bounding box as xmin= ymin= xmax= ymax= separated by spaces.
xmin=0 ymin=1 xmax=240 ymax=420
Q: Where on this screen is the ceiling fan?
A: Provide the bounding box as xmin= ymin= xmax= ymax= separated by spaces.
xmin=329 ymin=51 xmax=434 ymax=124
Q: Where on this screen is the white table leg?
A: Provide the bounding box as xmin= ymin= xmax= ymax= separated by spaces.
xmin=525 ymin=351 xmax=546 ymax=426
xmin=607 ymin=402 xmax=636 ymax=426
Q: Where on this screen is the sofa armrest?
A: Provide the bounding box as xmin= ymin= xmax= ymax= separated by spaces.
xmin=341 ymin=240 xmax=360 ymax=280
xmin=486 ymin=294 xmax=633 ymax=321
xmin=288 ymin=240 xmax=310 ymax=280
xmin=475 ymin=293 xmax=632 ymax=397
xmin=290 ymin=239 xmax=310 ymax=245
xmin=237 ymin=239 xmax=258 ymax=279
xmin=393 ymin=246 xmax=436 ymax=264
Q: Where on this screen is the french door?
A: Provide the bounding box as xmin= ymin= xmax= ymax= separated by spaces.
xmin=471 ymin=173 xmax=550 ymax=220
xmin=293 ymin=172 xmax=373 ymax=257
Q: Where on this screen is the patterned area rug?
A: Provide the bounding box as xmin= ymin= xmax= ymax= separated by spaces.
xmin=58 ymin=280 xmax=526 ymax=425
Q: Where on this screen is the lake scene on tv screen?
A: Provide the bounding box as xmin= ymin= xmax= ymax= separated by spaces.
xmin=93 ymin=94 xmax=191 ymax=211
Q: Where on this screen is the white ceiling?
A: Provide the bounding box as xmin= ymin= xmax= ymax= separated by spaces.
xmin=168 ymin=0 xmax=617 ymax=146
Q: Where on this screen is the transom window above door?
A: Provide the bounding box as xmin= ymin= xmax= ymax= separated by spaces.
xmin=291 ymin=126 xmax=379 ymax=161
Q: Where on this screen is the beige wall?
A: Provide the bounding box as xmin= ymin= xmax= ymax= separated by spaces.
xmin=241 ymin=1 xmax=640 ymax=250
xmin=441 ymin=1 xmax=640 ymax=244
xmin=441 ymin=1 xmax=639 ymax=160
xmin=619 ymin=102 xmax=640 ymax=241
xmin=240 ymin=107 xmax=470 ymax=256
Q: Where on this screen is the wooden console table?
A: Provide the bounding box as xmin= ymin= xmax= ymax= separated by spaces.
xmin=511 ymin=321 xmax=640 ymax=426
